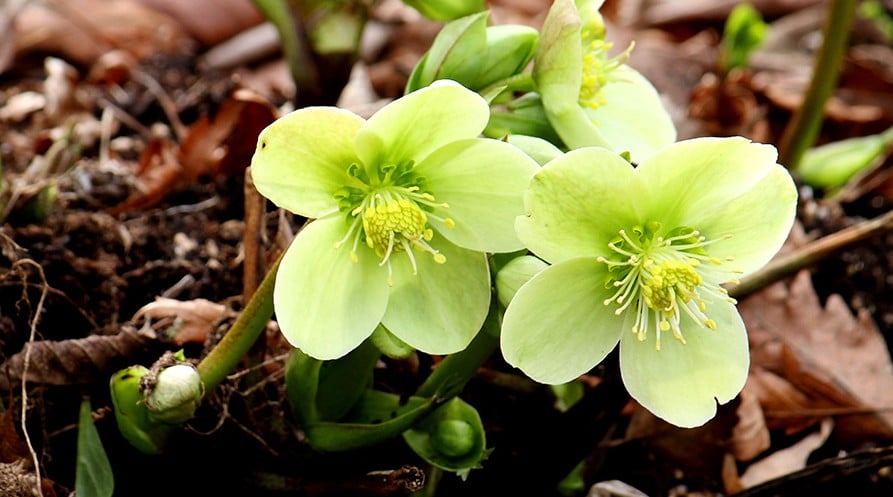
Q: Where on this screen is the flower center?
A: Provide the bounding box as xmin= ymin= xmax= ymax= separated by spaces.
xmin=334 ymin=173 xmax=454 ymax=286
xmin=578 ymin=25 xmax=634 ymax=110
xmin=597 ymin=224 xmax=740 ymax=350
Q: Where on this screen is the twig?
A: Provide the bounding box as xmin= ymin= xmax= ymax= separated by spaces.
xmin=729 ymin=209 xmax=893 ymax=299
xmin=13 ymin=259 xmax=49 ymax=497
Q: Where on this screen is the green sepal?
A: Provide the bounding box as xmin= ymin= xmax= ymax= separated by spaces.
xmin=403 ymin=397 xmax=489 ymax=480
xmin=109 ymin=366 xmax=175 ymax=455
xmin=303 ymin=390 xmax=435 ymax=452
xmin=285 ymin=339 xmax=380 ymax=424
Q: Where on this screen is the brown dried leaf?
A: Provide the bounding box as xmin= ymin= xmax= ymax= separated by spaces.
xmin=133 ymin=297 xmax=230 ymax=346
xmin=740 ymin=270 xmax=893 ymax=444
xmin=177 ymin=88 xmax=277 ymax=179
xmin=737 ymin=418 xmax=833 ymax=489
xmin=730 ymin=383 xmax=771 ymax=462
xmin=107 ymin=137 xmax=182 ymax=215
xmin=0 ymin=326 xmax=157 ymax=391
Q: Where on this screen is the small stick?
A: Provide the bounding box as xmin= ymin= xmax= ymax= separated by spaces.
xmin=730 ymin=209 xmax=893 ymax=299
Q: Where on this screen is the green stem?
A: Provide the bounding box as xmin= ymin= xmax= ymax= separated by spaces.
xmin=415 ymin=300 xmax=501 ymax=399
xmin=197 ymin=253 xmax=281 ymax=392
xmin=778 ymin=0 xmax=857 ymax=170
xmin=251 ymin=0 xmax=320 ymax=102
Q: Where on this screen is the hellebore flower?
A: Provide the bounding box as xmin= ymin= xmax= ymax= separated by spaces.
xmin=251 ymin=80 xmax=539 ymax=360
xmin=533 ymin=0 xmax=676 ymax=162
xmin=501 ymin=137 xmax=797 ymax=427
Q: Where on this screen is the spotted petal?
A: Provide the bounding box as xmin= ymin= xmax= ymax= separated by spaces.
xmin=274 ymin=218 xmax=389 ymax=360
xmin=382 ymin=237 xmax=490 ymax=355
xmin=354 ymin=80 xmax=490 ymax=170
xmin=619 ymin=296 xmax=749 ymax=428
xmin=251 ymin=107 xmax=363 ymax=218
xmin=516 ymin=147 xmax=642 ymax=264
xmin=501 ymin=257 xmax=624 ymax=384
xmin=415 ymin=138 xmax=539 ymax=253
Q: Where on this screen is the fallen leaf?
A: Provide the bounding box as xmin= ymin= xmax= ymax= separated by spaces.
xmin=741 ymin=270 xmax=893 ymax=444
xmin=729 ymin=383 xmax=771 ymax=462
xmin=737 ymin=418 xmax=833 ymax=489
xmin=133 ymin=297 xmax=230 ymax=346
xmin=0 ymin=325 xmax=157 ymax=390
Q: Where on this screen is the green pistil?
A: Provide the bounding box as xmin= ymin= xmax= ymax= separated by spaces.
xmin=597 ymin=226 xmax=739 ymax=350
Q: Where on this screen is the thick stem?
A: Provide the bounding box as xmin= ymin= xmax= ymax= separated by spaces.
xmin=778 ymin=0 xmax=857 ymax=170
xmin=197 ymin=253 xmax=281 ymax=392
xmin=729 ymin=209 xmax=893 ymax=299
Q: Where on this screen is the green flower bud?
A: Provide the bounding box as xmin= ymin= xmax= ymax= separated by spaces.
xmin=797 ymin=127 xmax=893 ymax=189
xmin=496 ymin=255 xmax=549 ymax=307
xmin=403 ymin=0 xmax=486 ymax=22
xmin=110 ymin=365 xmax=173 ymax=455
xmin=406 ymin=12 xmax=538 ymax=93
xmin=144 ymin=364 xmax=204 ymax=424
xmin=430 ymin=419 xmax=476 ymax=458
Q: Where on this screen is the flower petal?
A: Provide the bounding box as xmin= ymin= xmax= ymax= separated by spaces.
xmin=274 ymin=217 xmax=389 ymax=360
xmin=414 ymin=138 xmax=539 ymax=253
xmin=635 ymin=137 xmax=780 ymax=230
xmin=692 ymin=164 xmax=798 ymax=276
xmin=251 ymin=107 xmax=363 ymax=218
xmin=516 ymin=147 xmax=641 ymax=264
xmin=619 ymin=297 xmax=749 ymax=428
xmin=382 ymin=238 xmax=490 ymax=355
xmin=354 ymin=80 xmax=490 ymax=169
xmin=501 ymin=258 xmax=624 ymax=384
xmin=586 ymin=65 xmax=676 ymax=163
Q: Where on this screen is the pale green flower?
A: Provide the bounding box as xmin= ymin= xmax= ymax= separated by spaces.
xmin=501 ymin=137 xmax=797 ymax=427
xmin=533 ymin=0 xmax=676 ymax=162
xmin=251 ymin=80 xmax=539 ymax=360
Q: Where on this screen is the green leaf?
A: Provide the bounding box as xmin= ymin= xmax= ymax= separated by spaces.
xmin=76 ymin=398 xmax=114 ymax=497
xmin=721 ymin=3 xmax=768 ymax=72
xmin=797 ymin=127 xmax=893 ymax=189
xmin=406 ymin=11 xmax=489 ymax=93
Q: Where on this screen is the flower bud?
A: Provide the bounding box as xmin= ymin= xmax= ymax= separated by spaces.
xmin=406 ymin=12 xmax=538 ymax=93
xmin=430 ymin=419 xmax=476 ymax=458
xmin=144 ymin=364 xmax=204 ymax=424
xmin=496 ymin=255 xmax=548 ymax=307
xmin=403 ymin=0 xmax=485 ymax=22
xmin=797 ymin=126 xmax=893 ymax=189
